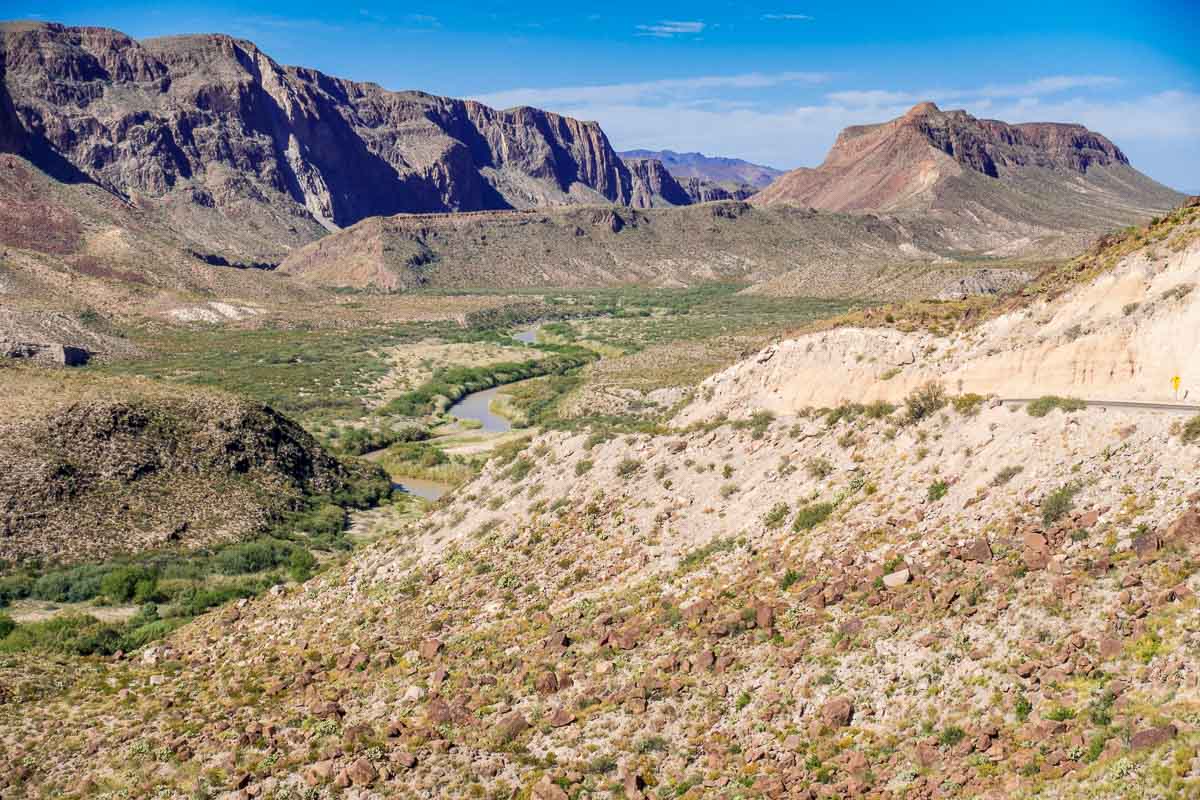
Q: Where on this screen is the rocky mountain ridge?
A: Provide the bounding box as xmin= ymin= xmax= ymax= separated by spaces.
xmin=0 ymin=21 xmax=645 ymax=263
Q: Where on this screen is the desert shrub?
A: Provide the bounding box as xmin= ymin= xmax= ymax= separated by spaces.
xmin=904 ymin=382 xmax=947 ymax=424
xmin=733 ymin=411 xmax=775 ymax=439
xmin=616 ymin=458 xmax=642 ymax=478
xmin=288 ymin=549 xmax=317 ymax=582
xmin=1042 ymin=483 xmax=1081 ymax=525
xmin=0 ymin=614 xmax=14 ymax=639
xmin=679 ymin=537 xmax=737 ymax=571
xmin=1122 ymin=302 xmax=1140 ymax=316
xmin=506 ymin=457 xmax=533 ymax=481
xmin=952 ymin=393 xmax=986 ymax=416
xmin=793 ymin=502 xmax=834 ymax=532
xmin=1026 ymin=396 xmax=1086 ymax=417
xmin=574 ymin=459 xmax=593 ymax=476
xmin=805 ymin=457 xmax=834 ymax=479
xmin=1161 ymin=282 xmax=1194 ymax=301
xmin=927 ymin=480 xmax=949 ymax=501
xmin=865 ymin=401 xmax=896 ymax=419
xmin=763 ymin=503 xmax=790 ymax=530
xmin=939 ymin=726 xmax=966 ymax=746
xmin=991 ymin=465 xmax=1023 ymax=486
xmin=1181 ymin=414 xmax=1200 ymax=444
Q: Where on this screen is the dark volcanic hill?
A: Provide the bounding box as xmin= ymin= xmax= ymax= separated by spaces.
xmin=0 ymin=21 xmax=649 ymax=263
xmin=618 ymin=148 xmax=784 ymax=188
xmin=754 ymin=101 xmax=1182 ymax=255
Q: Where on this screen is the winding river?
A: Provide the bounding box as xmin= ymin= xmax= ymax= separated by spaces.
xmin=380 ymin=324 xmax=541 ymax=501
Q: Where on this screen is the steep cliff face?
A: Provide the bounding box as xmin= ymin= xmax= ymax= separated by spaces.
xmin=0 ymin=22 xmax=637 ymax=260
xmin=624 ymin=157 xmax=693 ymax=207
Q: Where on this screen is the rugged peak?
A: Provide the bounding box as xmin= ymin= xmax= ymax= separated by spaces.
xmin=904 ymin=100 xmax=940 ymax=117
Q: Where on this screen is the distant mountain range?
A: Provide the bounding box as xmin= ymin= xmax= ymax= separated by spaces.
xmin=0 ymin=20 xmax=1185 ymax=315
xmin=618 ymin=149 xmax=784 ymax=188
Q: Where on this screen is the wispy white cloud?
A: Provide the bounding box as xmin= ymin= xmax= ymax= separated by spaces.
xmin=826 ymin=75 xmax=1123 ymax=107
xmin=762 ymin=13 xmax=813 ymax=21
xmin=636 ymin=20 xmax=705 ymax=38
xmin=471 ymin=71 xmax=829 ymax=109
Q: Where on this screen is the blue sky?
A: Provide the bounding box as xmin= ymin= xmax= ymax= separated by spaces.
xmin=11 ymin=1 xmax=1200 ymax=191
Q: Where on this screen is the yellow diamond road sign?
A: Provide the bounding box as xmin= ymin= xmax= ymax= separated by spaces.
xmin=1173 ymin=375 xmax=1181 ymax=391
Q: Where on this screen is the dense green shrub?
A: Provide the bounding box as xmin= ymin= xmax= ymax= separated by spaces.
xmin=213 ymin=539 xmax=296 ymax=576
xmin=793 ymin=502 xmax=834 ymax=532
xmin=763 ymin=502 xmax=790 ymax=530
xmin=1042 ymin=483 xmax=1081 ymax=525
xmin=927 ymin=480 xmax=949 ymax=501
xmin=0 ymin=614 xmax=14 ymax=639
xmin=100 ymin=566 xmax=156 ymax=603
xmin=1026 ymin=396 xmax=1086 ymax=417
xmin=0 ymin=575 xmax=33 ymax=608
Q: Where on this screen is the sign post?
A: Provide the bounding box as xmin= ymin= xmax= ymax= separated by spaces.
xmin=1172 ymin=375 xmax=1181 ymax=400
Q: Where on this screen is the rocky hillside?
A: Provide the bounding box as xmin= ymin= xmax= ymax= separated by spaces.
xmin=0 ymin=369 xmax=364 ymax=565
xmin=683 ymin=198 xmax=1200 ymax=419
xmin=6 ymin=214 xmax=1200 ymax=798
xmin=275 ymin=201 xmax=1007 ymax=296
xmin=0 ymin=21 xmax=644 ymax=264
xmin=619 ymin=148 xmax=784 ymax=188
xmin=754 ymin=102 xmax=1183 ymax=257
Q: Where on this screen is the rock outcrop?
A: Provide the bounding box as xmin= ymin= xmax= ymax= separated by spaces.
xmin=0 ymin=22 xmax=638 ymax=261
xmin=624 ymin=158 xmax=692 ymax=207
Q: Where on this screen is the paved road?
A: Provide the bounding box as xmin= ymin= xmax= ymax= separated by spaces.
xmin=999 ymin=398 xmax=1200 ymax=414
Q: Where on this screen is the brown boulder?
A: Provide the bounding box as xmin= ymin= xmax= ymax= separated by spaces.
xmin=1130 ymin=724 xmax=1176 ymax=750
xmin=420 ymin=638 xmax=443 ymax=660
xmin=495 ymin=711 xmax=529 ymax=742
xmin=964 ymin=538 xmax=992 ymax=562
xmin=346 ymin=757 xmax=377 ymax=786
xmin=820 ymin=696 xmax=854 ymax=728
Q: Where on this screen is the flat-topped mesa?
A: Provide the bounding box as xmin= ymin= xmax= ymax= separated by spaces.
xmin=751 ymin=100 xmax=1178 ymax=250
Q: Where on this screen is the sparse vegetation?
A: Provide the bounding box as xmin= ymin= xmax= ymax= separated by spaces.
xmin=1026 ymin=395 xmax=1086 ymax=417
